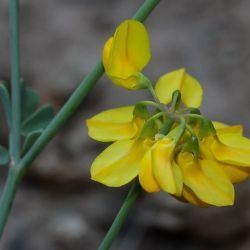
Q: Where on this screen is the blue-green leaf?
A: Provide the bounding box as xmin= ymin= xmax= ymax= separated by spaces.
xmin=0 ymin=81 xmax=11 ymax=126
xmin=21 ymin=84 xmax=40 ymax=121
xmin=21 ymin=104 xmax=54 ymax=135
xmin=22 ymin=130 xmax=42 ymax=156
xmin=0 ymin=145 xmax=9 ymax=166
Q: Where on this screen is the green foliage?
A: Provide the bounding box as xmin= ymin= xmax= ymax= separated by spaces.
xmin=199 ymin=118 xmax=216 ymax=139
xmin=21 ymin=104 xmax=54 ymax=136
xmin=21 ymin=130 xmax=42 ymax=156
xmin=20 ymin=82 xmax=54 ymax=153
xmin=21 ymin=84 xmax=40 ymax=121
xmin=0 ymin=145 xmax=9 ymax=166
xmin=0 ymin=81 xmax=11 ymax=126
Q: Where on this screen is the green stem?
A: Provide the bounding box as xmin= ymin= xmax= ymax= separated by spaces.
xmin=147 ymin=82 xmax=161 ymax=104
xmin=132 ymin=0 xmax=161 ymax=21
xmin=18 ymin=61 xmax=104 ymax=176
xmin=9 ymin=0 xmax=21 ymax=164
xmin=138 ymin=100 xmax=161 ymax=110
xmin=0 ymin=168 xmax=20 ymax=236
xmin=160 ymin=118 xmax=175 ymax=135
xmin=98 ymin=179 xmax=141 ymax=250
xmin=0 ymin=0 xmax=162 ymax=237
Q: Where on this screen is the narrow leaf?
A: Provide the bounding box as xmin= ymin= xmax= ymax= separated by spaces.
xmin=0 ymin=81 xmax=11 ymax=126
xmin=22 ymin=130 xmax=42 ymax=156
xmin=21 ymin=84 xmax=40 ymax=121
xmin=21 ymin=104 xmax=54 ymax=135
xmin=0 ymin=145 xmax=9 ymax=166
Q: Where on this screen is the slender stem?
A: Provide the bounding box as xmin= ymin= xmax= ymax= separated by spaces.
xmin=147 ymin=82 xmax=161 ymax=104
xmin=146 ymin=82 xmax=167 ymax=117
xmin=18 ymin=61 xmax=104 ymax=176
xmin=159 ymin=118 xmax=175 ymax=135
xmin=98 ymin=179 xmax=141 ymax=250
xmin=132 ymin=0 xmax=161 ymax=21
xmin=138 ymin=100 xmax=161 ymax=110
xmin=9 ymin=0 xmax=21 ymax=164
xmin=0 ymin=168 xmax=20 ymax=236
xmin=0 ymin=0 xmax=162 ymax=237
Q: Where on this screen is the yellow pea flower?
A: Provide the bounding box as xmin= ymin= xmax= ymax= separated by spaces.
xmin=200 ymin=123 xmax=250 ymax=183
xmin=87 ymin=105 xmax=152 ymax=187
xmin=139 ymin=137 xmax=183 ymax=196
xmin=177 ymin=152 xmax=234 ymax=207
xmin=102 ymin=19 xmax=151 ymax=90
xmin=155 ymin=68 xmax=203 ymax=108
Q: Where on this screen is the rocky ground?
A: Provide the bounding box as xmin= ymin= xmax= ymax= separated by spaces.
xmin=0 ymin=0 xmax=249 ymax=249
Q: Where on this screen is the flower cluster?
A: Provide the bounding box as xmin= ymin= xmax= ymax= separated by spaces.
xmin=86 ymin=20 xmax=250 ymax=207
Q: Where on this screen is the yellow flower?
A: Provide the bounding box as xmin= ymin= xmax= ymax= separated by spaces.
xmin=87 ymin=105 xmax=152 ymax=186
xmin=103 ymin=20 xmax=151 ymax=90
xmin=155 ymin=68 xmax=203 ymax=107
xmin=200 ymin=122 xmax=250 ymax=183
xmin=139 ymin=137 xmax=183 ymax=196
xmin=177 ymin=152 xmax=234 ymax=207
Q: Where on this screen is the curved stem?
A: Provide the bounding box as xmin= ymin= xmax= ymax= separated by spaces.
xmin=138 ymin=100 xmax=161 ymax=110
xmin=98 ymin=179 xmax=141 ymax=250
xmin=159 ymin=118 xmax=175 ymax=135
xmin=147 ymin=82 xmax=161 ymax=104
xmin=0 ymin=0 xmax=162 ymax=238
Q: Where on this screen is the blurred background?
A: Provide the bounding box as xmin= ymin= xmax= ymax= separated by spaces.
xmin=0 ymin=0 xmax=250 ymax=249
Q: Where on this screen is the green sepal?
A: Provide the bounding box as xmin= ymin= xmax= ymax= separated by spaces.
xmin=0 ymin=145 xmax=9 ymax=166
xmin=0 ymin=80 xmax=11 ymax=126
xmin=187 ymin=108 xmax=201 ymax=125
xmin=22 ymin=130 xmax=42 ymax=156
xmin=135 ymin=72 xmax=151 ymax=89
xmin=159 ymin=118 xmax=175 ymax=135
xmin=170 ymin=90 xmax=181 ymax=111
xmin=21 ymin=104 xmax=54 ymax=136
xmin=167 ymin=121 xmax=185 ymax=143
xmin=21 ymin=83 xmax=40 ymax=121
xmin=139 ymin=119 xmax=157 ymax=139
xmin=133 ymin=103 xmax=150 ymax=120
xmin=182 ymin=135 xmax=200 ymax=157
xmin=199 ymin=118 xmax=216 ymax=139
xmin=189 ymin=108 xmax=201 ymax=115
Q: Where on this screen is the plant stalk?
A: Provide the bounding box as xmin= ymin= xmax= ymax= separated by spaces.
xmin=98 ymin=180 xmax=141 ymax=250
xmin=9 ymin=0 xmax=21 ymax=164
xmin=0 ymin=168 xmax=20 ymax=236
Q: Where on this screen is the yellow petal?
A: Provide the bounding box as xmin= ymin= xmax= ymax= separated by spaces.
xmin=155 ymin=68 xmax=185 ymax=105
xmin=212 ymin=133 xmax=250 ymax=166
xmin=103 ymin=20 xmax=151 ymax=89
xmin=155 ymin=68 xmax=203 ymax=108
xmin=200 ymin=136 xmax=249 ymax=183
xmin=139 ymin=149 xmax=160 ymax=193
xmin=182 ymin=186 xmax=209 ymax=208
xmin=181 ymin=73 xmax=203 ymax=108
xmin=221 ymin=163 xmax=250 ymax=183
xmin=86 ymin=106 xmax=139 ymax=142
xmin=178 ymin=153 xmax=234 ymax=206
xmin=213 ymin=121 xmax=243 ymax=135
xmin=152 ymin=138 xmax=183 ymax=196
xmin=102 ymin=37 xmax=113 ymax=70
xmin=91 ymin=139 xmax=151 ymax=187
